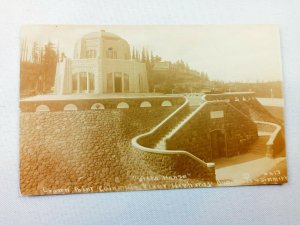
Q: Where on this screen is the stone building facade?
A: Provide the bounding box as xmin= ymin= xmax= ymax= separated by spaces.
xmin=54 ymin=30 xmax=149 ymax=95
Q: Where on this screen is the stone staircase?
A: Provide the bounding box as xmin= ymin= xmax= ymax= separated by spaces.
xmin=248 ymin=136 xmax=269 ymax=156
xmin=154 ymin=109 xmax=195 ymax=150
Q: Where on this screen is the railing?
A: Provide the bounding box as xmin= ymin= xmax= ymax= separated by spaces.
xmin=254 ymin=121 xmax=283 ymax=157
xmin=131 ymin=98 xmax=215 ymax=169
xmin=202 ymin=92 xmax=256 ymax=102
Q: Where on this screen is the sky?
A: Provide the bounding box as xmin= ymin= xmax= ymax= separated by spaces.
xmin=21 ymin=25 xmax=283 ymax=82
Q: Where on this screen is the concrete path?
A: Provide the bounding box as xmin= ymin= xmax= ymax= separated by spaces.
xmin=213 ymin=136 xmax=286 ymax=185
xmin=257 ymin=98 xmax=284 ymax=107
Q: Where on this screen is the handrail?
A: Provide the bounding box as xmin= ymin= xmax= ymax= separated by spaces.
xmin=254 ymin=121 xmax=282 ymax=146
xmin=165 ymin=101 xmax=212 ymax=140
xmin=202 ymin=92 xmax=255 ymax=101
xmin=142 ymin=97 xmax=189 ymax=134
xmin=165 ymin=100 xmax=256 ymax=149
xmin=131 ymin=98 xmax=215 ymax=168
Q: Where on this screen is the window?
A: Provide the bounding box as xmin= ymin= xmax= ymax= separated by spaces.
xmin=107 ymin=47 xmax=113 ymax=58
xmin=124 ymin=74 xmax=129 ymax=92
xmin=114 ymin=72 xmax=122 ymax=93
xmin=117 ymin=102 xmax=129 ymax=109
xmin=80 ymin=72 xmax=87 ymax=92
xmin=36 ymin=105 xmax=50 ymax=112
xmin=72 ymin=74 xmax=77 ymax=92
xmin=140 ymin=101 xmax=151 ymax=108
xmin=161 ymin=100 xmax=172 ymax=107
xmin=91 ymin=103 xmax=105 ymax=110
xmin=64 ymin=104 xmax=78 ymax=111
xmin=86 ymin=49 xmax=96 ymax=58
xmin=89 ymin=73 xmax=95 ymax=91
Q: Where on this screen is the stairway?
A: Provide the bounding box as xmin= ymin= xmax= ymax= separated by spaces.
xmin=248 ymin=136 xmax=269 ymax=156
xmin=154 ymin=109 xmax=195 ymax=150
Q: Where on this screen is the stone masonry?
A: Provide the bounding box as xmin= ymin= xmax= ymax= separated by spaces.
xmin=166 ymin=102 xmax=258 ymax=162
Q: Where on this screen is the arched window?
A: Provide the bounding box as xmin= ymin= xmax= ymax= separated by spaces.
xmin=124 ymin=73 xmax=129 ymax=93
xmin=161 ymin=100 xmax=172 ymax=107
xmin=36 ymin=105 xmax=50 ymax=112
xmin=91 ymin=103 xmax=105 ymax=110
xmin=117 ymin=102 xmax=129 ymax=109
xmin=114 ymin=72 xmax=122 ymax=93
xmin=72 ymin=74 xmax=77 ymax=92
xmin=140 ymin=101 xmax=151 ymax=108
xmin=80 ymin=72 xmax=87 ymax=92
xmin=64 ymin=104 xmax=78 ymax=111
xmin=88 ymin=73 xmax=95 ymax=91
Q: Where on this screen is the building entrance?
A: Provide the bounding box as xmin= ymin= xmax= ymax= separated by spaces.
xmin=210 ymin=130 xmax=226 ymax=158
xmin=114 ymin=76 xmax=122 ymax=93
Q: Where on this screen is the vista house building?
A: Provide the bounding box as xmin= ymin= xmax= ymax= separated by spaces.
xmin=54 ymin=30 xmax=149 ymax=95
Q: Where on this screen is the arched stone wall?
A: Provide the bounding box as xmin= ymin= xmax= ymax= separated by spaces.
xmin=20 ymin=97 xmax=185 ymax=112
xmin=161 ymin=100 xmax=172 ymax=107
xmin=117 ymin=102 xmax=129 ymax=109
xmin=36 ymin=105 xmax=50 ymax=112
xmin=64 ymin=104 xmax=78 ymax=111
xmin=140 ymin=101 xmax=152 ymax=108
xmin=91 ymin=103 xmax=105 ymax=110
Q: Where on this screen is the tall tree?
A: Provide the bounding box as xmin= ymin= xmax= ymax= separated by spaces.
xmin=132 ymin=47 xmax=136 ymax=60
xmin=41 ymin=42 xmax=58 ymax=93
xmin=141 ymin=47 xmax=146 ymax=63
xmin=31 ymin=42 xmax=39 ymax=64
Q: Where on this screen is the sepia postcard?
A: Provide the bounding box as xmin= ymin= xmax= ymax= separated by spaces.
xmin=19 ymin=25 xmax=287 ymax=196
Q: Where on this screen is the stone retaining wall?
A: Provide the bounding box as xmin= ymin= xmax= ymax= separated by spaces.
xmin=20 ymin=96 xmax=185 ymax=112
xmin=255 ymin=121 xmax=285 ymax=158
xmin=20 ymin=107 xmax=181 ymax=195
xmin=167 ymin=102 xmax=258 ymax=162
xmin=131 ymin=149 xmax=215 ymax=181
xmin=137 ymin=102 xmax=191 ymax=148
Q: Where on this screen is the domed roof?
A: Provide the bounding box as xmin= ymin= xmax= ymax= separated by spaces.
xmin=82 ymin=30 xmax=123 ymax=40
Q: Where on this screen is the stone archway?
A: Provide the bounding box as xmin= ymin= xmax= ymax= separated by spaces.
xmin=64 ymin=104 xmax=78 ymax=111
xmin=91 ymin=103 xmax=105 ymax=110
xmin=161 ymin=100 xmax=172 ymax=107
xmin=140 ymin=101 xmax=152 ymax=108
xmin=36 ymin=104 xmax=50 ymax=112
xmin=117 ymin=102 xmax=129 ymax=109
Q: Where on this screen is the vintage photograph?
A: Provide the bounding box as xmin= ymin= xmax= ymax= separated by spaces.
xmin=19 ymin=25 xmax=287 ymax=196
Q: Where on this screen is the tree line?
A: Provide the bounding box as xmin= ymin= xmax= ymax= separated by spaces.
xmin=20 ymin=40 xmax=62 ymax=97
xmin=131 ymin=47 xmax=209 ymax=93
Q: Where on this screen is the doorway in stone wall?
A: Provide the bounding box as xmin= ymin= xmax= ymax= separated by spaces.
xmin=114 ymin=75 xmax=122 ymax=93
xmin=210 ymin=129 xmax=227 ymax=159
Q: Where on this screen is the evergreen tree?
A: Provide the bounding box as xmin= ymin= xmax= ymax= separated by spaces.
xmin=146 ymin=49 xmax=150 ymax=64
xmin=141 ymin=47 xmax=146 ymax=63
xmin=31 ymin=42 xmax=39 ymax=63
xmin=150 ymin=51 xmax=154 ymax=66
xmin=135 ymin=49 xmax=139 ymax=62
xmin=132 ymin=47 xmax=136 ymax=60
xmin=41 ymin=42 xmax=58 ymax=93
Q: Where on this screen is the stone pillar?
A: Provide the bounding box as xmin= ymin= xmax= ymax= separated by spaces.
xmin=122 ymin=72 xmax=124 ymax=93
xmin=87 ymin=72 xmax=90 ymax=93
xmin=77 ymin=73 xmax=80 ymax=94
xmin=112 ymin=72 xmax=115 ymax=93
